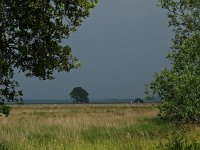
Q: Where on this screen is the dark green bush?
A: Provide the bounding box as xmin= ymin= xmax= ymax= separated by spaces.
xmin=0 ymin=105 xmax=11 ymax=117
xmin=158 ymin=132 xmax=200 ymax=150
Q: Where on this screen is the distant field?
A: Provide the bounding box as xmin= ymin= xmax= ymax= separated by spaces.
xmin=0 ymin=104 xmax=200 ymax=150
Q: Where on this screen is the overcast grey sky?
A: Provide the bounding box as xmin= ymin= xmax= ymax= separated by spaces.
xmin=15 ymin=0 xmax=172 ymax=100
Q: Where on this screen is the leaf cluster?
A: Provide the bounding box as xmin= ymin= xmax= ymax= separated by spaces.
xmin=0 ymin=0 xmax=97 ymax=115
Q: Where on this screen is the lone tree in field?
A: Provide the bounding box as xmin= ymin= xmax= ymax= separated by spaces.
xmin=0 ymin=0 xmax=97 ymax=115
xmin=70 ymin=87 xmax=89 ymax=103
xmin=149 ymin=0 xmax=200 ymax=123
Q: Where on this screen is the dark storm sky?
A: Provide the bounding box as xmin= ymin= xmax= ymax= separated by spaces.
xmin=15 ymin=0 xmax=172 ymax=100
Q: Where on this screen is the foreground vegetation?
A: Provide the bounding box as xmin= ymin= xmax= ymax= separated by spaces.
xmin=0 ymin=104 xmax=200 ymax=150
xmin=149 ymin=0 xmax=200 ymax=123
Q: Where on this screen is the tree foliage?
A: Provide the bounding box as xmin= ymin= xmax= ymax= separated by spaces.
xmin=69 ymin=87 xmax=89 ymax=103
xmin=149 ymin=0 xmax=200 ymax=123
xmin=0 ymin=103 xmax=11 ymax=117
xmin=0 ymin=0 xmax=97 ymax=115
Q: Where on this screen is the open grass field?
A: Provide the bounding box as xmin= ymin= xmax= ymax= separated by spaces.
xmin=0 ymin=104 xmax=200 ymax=150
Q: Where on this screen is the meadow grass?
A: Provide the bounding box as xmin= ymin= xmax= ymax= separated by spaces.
xmin=0 ymin=104 xmax=200 ymax=150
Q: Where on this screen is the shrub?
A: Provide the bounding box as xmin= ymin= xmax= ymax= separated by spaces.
xmin=158 ymin=132 xmax=200 ymax=150
xmin=0 ymin=105 xmax=11 ymax=117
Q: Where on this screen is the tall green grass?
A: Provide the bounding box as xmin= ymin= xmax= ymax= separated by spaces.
xmin=0 ymin=104 xmax=199 ymax=150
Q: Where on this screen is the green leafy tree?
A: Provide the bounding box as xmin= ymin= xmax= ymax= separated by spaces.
xmin=149 ymin=0 xmax=200 ymax=123
xmin=69 ymin=87 xmax=89 ymax=103
xmin=0 ymin=0 xmax=97 ymax=115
